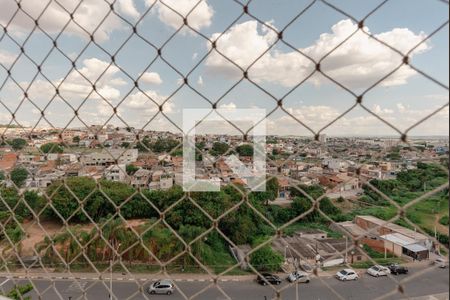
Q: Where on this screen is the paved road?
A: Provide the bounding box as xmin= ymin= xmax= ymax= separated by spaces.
xmin=0 ymin=267 xmax=448 ymax=300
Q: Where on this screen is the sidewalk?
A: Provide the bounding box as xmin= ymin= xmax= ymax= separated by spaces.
xmin=0 ymin=269 xmax=336 ymax=283
xmin=404 ymin=293 xmax=449 ymax=300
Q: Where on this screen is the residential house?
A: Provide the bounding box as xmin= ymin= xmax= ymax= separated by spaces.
xmin=131 ymin=168 xmax=152 ymax=188
xmin=0 ymin=153 xmax=17 ymax=172
xmin=82 ymin=149 xmax=138 ymax=166
xmin=104 ymin=164 xmax=127 ymax=182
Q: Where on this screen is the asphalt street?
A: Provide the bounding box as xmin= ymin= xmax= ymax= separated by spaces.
xmin=1 ymin=266 xmax=448 ymax=300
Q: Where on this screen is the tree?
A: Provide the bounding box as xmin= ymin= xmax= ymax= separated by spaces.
xmin=10 ymin=167 xmax=28 ymax=187
xmin=8 ymin=138 xmax=27 ymax=151
xmin=210 ymin=142 xmax=229 ymax=156
xmin=72 ymin=136 xmax=81 ymax=144
xmin=291 ymin=197 xmax=314 ymax=221
xmin=121 ymin=141 xmax=130 ymax=148
xmin=250 ymin=237 xmax=284 ymax=272
xmin=126 ymin=164 xmax=139 ymax=175
xmin=0 ymin=170 xmax=4 ymax=181
xmin=40 ymin=142 xmax=64 ymax=154
xmin=250 ymin=177 xmax=279 ymax=204
xmin=236 ymin=144 xmax=254 ymax=157
xmin=151 ymin=138 xmax=179 ymax=153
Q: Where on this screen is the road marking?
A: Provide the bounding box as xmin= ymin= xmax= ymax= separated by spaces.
xmin=66 ymin=281 xmax=88 ymax=293
xmin=0 ymin=278 xmax=10 ymax=287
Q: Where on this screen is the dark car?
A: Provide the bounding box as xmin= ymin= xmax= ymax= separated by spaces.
xmin=257 ymin=273 xmax=282 ymax=285
xmin=388 ymin=264 xmax=408 ymax=275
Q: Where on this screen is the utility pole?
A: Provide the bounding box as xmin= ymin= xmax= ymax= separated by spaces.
xmin=110 ymin=240 xmax=114 ymax=300
xmin=345 ymin=236 xmax=348 ymax=263
xmin=110 ymin=241 xmax=121 ymax=300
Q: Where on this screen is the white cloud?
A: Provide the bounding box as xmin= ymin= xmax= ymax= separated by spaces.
xmin=140 ymin=72 xmax=163 ymax=85
xmin=0 ymin=50 xmax=17 ymax=67
xmin=425 ymin=94 xmax=449 ymax=101
xmin=373 ymin=104 xmax=394 ymax=115
xmin=153 ymin=0 xmax=214 ymax=32
xmin=120 ymin=90 xmax=174 ymax=114
xmin=20 ymin=58 xmax=125 ymax=105
xmin=116 ymin=0 xmax=140 ymax=19
xmin=206 ymin=19 xmax=430 ymax=89
xmin=0 ymin=0 xmax=131 ymax=41
xmin=197 ymin=75 xmax=204 ymax=86
xmin=396 ymin=103 xmax=407 ymax=113
xmin=283 ymin=106 xmax=341 ymax=130
xmin=273 ymin=104 xmax=449 ymax=135
xmin=219 ymin=102 xmax=237 ymax=110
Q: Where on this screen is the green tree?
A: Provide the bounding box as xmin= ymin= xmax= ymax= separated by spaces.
xmin=8 ymin=138 xmax=27 ymax=151
xmin=46 ymin=177 xmax=105 ymax=222
xmin=0 ymin=170 xmax=5 ymax=181
xmin=40 ymin=142 xmax=64 ymax=153
xmin=250 ymin=237 xmax=284 ymax=272
xmin=151 ymin=138 xmax=179 ymax=153
xmin=291 ymin=197 xmax=314 ymax=221
xmin=126 ymin=164 xmax=139 ymax=175
xmin=121 ymin=141 xmax=130 ymax=148
xmin=236 ymin=144 xmax=254 ymax=157
xmin=10 ymin=167 xmax=28 ymax=187
xmin=210 ymin=142 xmax=229 ymax=156
xmin=72 ymin=136 xmax=81 ymax=144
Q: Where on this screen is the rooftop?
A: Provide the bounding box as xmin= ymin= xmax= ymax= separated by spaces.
xmin=357 ymin=215 xmax=429 ymax=241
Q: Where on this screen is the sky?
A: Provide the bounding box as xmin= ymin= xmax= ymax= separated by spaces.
xmin=0 ymin=0 xmax=448 ymax=137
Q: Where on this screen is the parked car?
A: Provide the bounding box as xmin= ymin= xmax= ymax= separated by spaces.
xmin=434 ymin=257 xmax=449 ymax=268
xmin=367 ymin=265 xmax=391 ymax=277
xmin=299 ymin=263 xmax=314 ymax=273
xmin=287 ymin=271 xmax=310 ymax=283
xmin=388 ymin=264 xmax=408 ymax=275
xmin=148 ymin=280 xmax=175 ymax=295
xmin=335 ymin=269 xmax=359 ymax=281
xmin=257 ymin=273 xmax=282 ymax=285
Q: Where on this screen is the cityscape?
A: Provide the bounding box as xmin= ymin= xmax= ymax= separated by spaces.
xmin=0 ymin=0 xmax=449 ymax=299
xmin=0 ymin=125 xmax=448 ymax=299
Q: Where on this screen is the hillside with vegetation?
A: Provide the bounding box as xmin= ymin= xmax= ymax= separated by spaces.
xmin=0 ymin=163 xmax=448 ymax=273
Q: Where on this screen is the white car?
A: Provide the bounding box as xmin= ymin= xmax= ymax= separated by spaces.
xmin=367 ymin=265 xmax=391 ymax=277
xmin=335 ymin=269 xmax=359 ymax=281
xmin=147 ymin=280 xmax=175 ymax=295
xmin=287 ymin=271 xmax=310 ymax=283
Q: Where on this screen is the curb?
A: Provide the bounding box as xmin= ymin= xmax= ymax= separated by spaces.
xmin=1 ymin=275 xmax=255 ymax=283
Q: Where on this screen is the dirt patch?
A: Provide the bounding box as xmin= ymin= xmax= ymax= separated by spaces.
xmin=21 ymin=220 xmax=63 ymax=256
xmin=20 ymin=219 xmax=149 ymax=256
xmin=434 ymin=214 xmax=449 ymax=236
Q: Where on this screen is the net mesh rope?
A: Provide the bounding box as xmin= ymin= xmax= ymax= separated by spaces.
xmin=0 ymin=0 xmax=449 ymax=299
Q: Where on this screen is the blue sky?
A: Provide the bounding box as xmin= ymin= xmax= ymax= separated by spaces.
xmin=0 ymin=0 xmax=448 ymax=136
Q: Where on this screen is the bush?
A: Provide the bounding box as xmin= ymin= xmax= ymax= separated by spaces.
xmin=8 ymin=138 xmax=27 ymax=151
xmin=250 ymin=237 xmax=284 ymax=272
xmin=439 ymin=215 xmax=449 ymax=226
xmin=4 ymin=283 xmax=33 ymax=300
xmin=210 ymin=142 xmax=229 ymax=156
xmin=40 ymin=142 xmax=64 ymax=153
xmin=126 ymin=164 xmax=139 ymax=175
xmin=10 ymin=167 xmax=28 ymax=187
xmin=236 ymin=144 xmax=253 ymax=157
